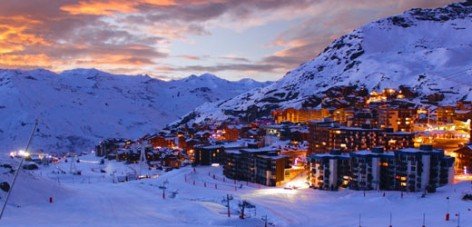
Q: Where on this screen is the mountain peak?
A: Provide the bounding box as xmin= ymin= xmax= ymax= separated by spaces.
xmin=60 ymin=68 xmax=109 ymax=77
xmin=0 ymin=68 xmax=269 ymax=152
xmin=198 ymin=73 xmax=220 ymax=80
xmin=173 ymin=2 xmax=472 ymax=126
xmin=237 ymin=78 xmax=256 ymax=83
xmin=179 ymin=73 xmax=227 ymax=84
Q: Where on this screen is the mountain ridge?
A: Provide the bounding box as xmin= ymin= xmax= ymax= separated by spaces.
xmin=172 ymin=2 xmax=472 ymax=127
xmin=0 ymin=68 xmax=271 ymax=153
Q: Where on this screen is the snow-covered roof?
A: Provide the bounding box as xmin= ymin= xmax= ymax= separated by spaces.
xmin=257 ymin=154 xmax=287 ymax=160
xmin=240 ymin=147 xmax=279 ymax=154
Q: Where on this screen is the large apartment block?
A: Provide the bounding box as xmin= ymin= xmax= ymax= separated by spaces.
xmin=309 ymin=150 xmax=350 ymax=190
xmin=394 ymin=145 xmax=454 ymax=192
xmin=309 ymin=145 xmax=454 ymax=192
xmin=308 ymin=119 xmax=384 ymax=153
xmin=223 ymin=148 xmax=289 ymax=186
xmin=272 ymin=108 xmax=330 ymax=124
xmin=193 ymin=143 xmax=246 ymax=165
xmin=308 ymin=119 xmax=414 ymax=154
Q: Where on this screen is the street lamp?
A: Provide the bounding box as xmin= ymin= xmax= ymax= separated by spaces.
xmin=446 ymin=196 xmax=450 ymax=221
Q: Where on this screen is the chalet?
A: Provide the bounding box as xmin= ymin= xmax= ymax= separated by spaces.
xmin=263 ymin=124 xmax=283 ymax=146
xmin=454 ymin=145 xmax=472 ymax=174
xmin=148 ymin=135 xmax=176 ymax=148
xmin=95 ymin=138 xmax=129 ymax=157
xmin=454 ymin=110 xmax=472 ymax=122
xmin=457 ymin=101 xmax=472 ymax=110
xmin=222 ymin=125 xmax=240 ymax=142
xmin=116 ymin=148 xmax=140 ymax=163
xmin=436 ymin=106 xmax=455 ymax=123
xmin=163 ymin=155 xmax=181 ymax=168
xmin=239 ymin=125 xmax=265 ymax=140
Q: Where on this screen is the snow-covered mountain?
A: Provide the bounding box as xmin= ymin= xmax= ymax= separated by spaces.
xmin=0 ymin=68 xmax=270 ymax=153
xmin=175 ymin=2 xmax=472 ymax=126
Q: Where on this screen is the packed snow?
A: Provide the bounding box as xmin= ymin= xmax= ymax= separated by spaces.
xmin=1 ymin=154 xmax=471 ymax=227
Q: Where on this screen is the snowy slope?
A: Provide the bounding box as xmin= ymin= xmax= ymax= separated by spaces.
xmin=0 ymin=69 xmax=270 ymax=153
xmin=2 ymin=158 xmax=472 ymax=227
xmin=176 ymin=2 xmax=472 ymax=126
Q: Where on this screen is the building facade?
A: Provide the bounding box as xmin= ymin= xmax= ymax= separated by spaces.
xmin=309 ymin=150 xmax=350 ymax=190
xmin=454 ymin=145 xmax=472 ymax=174
xmin=308 ymin=145 xmax=454 ymax=192
xmin=223 ymin=148 xmax=289 ymax=186
xmin=308 ymin=119 xmax=414 ymax=154
xmin=308 ymin=119 xmax=384 ymax=154
xmin=193 ymin=143 xmax=247 ymax=166
xmin=272 ymin=108 xmax=330 ymax=124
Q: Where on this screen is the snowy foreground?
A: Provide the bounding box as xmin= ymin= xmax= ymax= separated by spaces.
xmin=1 ymin=155 xmax=472 ymax=227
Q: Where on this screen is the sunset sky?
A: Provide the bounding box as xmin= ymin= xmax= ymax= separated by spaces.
xmin=0 ymin=0 xmax=458 ymax=81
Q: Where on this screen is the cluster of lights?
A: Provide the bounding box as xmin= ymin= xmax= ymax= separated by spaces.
xmin=9 ymin=150 xmax=30 ymax=158
xmin=211 ymin=129 xmax=226 ymax=140
xmin=366 ymin=88 xmax=404 ymax=104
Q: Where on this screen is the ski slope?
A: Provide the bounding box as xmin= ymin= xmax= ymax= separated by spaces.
xmin=0 ymin=69 xmax=270 ymax=153
xmin=1 ymin=154 xmax=471 ymax=226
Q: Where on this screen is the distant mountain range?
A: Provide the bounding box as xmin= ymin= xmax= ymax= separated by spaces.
xmin=2 ymin=2 xmax=472 ymax=153
xmin=174 ymin=1 xmax=472 ymax=127
xmin=0 ymin=68 xmax=271 ymax=153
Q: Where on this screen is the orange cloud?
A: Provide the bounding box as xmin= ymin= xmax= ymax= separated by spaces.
xmin=0 ymin=20 xmax=49 ymax=55
xmin=0 ymin=53 xmax=52 ymax=68
xmin=74 ymin=55 xmax=153 ymax=66
xmin=61 ymin=0 xmax=176 ymax=15
xmin=0 ymin=0 xmax=458 ymax=81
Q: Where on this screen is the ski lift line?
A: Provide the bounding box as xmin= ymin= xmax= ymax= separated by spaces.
xmin=0 ymin=119 xmax=39 ymax=220
xmin=441 ymin=67 xmax=472 ymax=79
xmin=432 ymin=67 xmax=472 ymax=86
